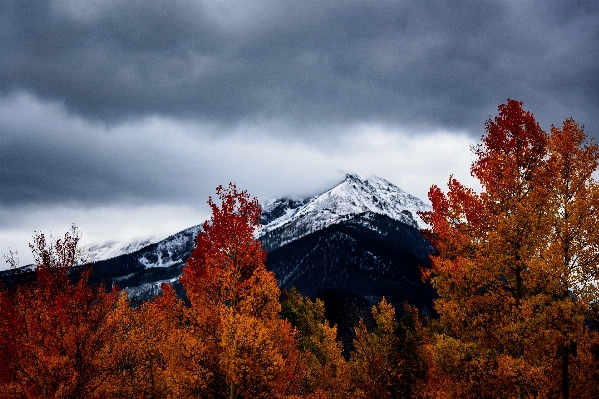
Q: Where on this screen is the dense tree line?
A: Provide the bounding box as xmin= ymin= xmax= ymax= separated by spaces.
xmin=0 ymin=187 xmax=427 ymax=399
xmin=2 ymin=100 xmax=599 ymax=398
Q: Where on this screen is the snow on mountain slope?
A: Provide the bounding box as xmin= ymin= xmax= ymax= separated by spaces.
xmin=82 ymin=236 xmax=162 ymax=263
xmin=137 ymin=224 xmax=202 ymax=268
xmin=258 ymin=174 xmax=431 ymax=246
xmin=260 ymin=197 xmax=307 ymax=225
xmin=82 ymin=224 xmax=202 ymax=265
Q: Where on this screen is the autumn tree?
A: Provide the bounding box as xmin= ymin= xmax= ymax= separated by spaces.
xmin=100 ymin=291 xmax=173 ymax=399
xmin=539 ymin=118 xmax=599 ymax=398
xmin=350 ymin=298 xmax=402 ymax=399
xmin=0 ymin=226 xmax=120 ymax=399
xmin=281 ymin=287 xmax=350 ymax=398
xmin=349 ymin=298 xmax=427 ymax=399
xmin=171 ymin=183 xmax=303 ymax=398
xmin=420 ymin=100 xmax=599 ymax=398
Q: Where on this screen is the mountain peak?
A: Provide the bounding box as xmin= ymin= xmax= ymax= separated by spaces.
xmin=344 ymin=172 xmax=364 ymax=180
xmin=318 ymin=173 xmax=430 ymax=228
xmin=259 ymin=174 xmax=431 ymax=248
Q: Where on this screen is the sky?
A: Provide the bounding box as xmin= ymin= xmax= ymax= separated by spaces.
xmin=1 ymin=0 xmax=598 ymax=267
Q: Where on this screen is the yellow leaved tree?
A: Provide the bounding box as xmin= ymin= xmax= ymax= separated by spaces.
xmin=420 ymin=100 xmax=599 ymax=398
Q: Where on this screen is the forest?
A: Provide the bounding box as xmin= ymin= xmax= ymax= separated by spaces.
xmin=1 ymin=100 xmax=599 ymax=399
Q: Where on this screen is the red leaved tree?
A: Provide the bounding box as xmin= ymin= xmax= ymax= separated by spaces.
xmin=162 ymin=184 xmax=303 ymax=398
xmin=0 ymin=226 xmax=120 ymax=399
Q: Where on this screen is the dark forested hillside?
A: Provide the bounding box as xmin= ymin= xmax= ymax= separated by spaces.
xmin=265 ymin=211 xmax=435 ymax=349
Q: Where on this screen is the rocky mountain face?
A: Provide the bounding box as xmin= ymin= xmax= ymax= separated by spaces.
xmin=2 ymin=174 xmax=436 ymax=331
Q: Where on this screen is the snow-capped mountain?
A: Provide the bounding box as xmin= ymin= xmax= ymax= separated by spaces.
xmin=82 ymin=174 xmax=430 ymax=265
xmin=258 ymin=173 xmax=431 ymax=251
xmin=262 ymin=174 xmax=429 ymax=231
xmin=2 ymin=174 xmax=435 ymax=314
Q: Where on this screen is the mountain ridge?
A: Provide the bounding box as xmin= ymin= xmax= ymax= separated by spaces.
xmin=1 ymin=174 xmax=435 ymax=316
xmin=74 ymin=173 xmax=430 ymax=265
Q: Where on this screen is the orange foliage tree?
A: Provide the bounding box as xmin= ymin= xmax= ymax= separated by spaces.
xmin=0 ymin=226 xmax=120 ymax=399
xmin=420 ymin=100 xmax=599 ymax=398
xmin=100 ymin=290 xmax=173 ymax=398
xmin=538 ymin=118 xmax=599 ymax=398
xmin=168 ymin=183 xmax=303 ymax=398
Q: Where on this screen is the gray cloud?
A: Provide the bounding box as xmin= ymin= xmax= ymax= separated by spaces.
xmin=2 ymin=0 xmax=599 ymax=265
xmin=0 ymin=92 xmax=478 ymax=209
xmin=1 ymin=0 xmax=597 ymax=133
xmin=0 ymin=93 xmax=209 ymax=207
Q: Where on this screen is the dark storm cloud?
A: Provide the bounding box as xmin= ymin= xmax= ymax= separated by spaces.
xmin=0 ymin=94 xmax=213 ymax=208
xmin=2 ymin=0 xmax=598 ymax=134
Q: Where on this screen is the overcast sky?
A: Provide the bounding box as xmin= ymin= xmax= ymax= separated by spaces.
xmin=2 ymin=0 xmax=598 ymax=267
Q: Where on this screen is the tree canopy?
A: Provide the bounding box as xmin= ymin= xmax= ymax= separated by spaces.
xmin=420 ymin=99 xmax=599 ymax=399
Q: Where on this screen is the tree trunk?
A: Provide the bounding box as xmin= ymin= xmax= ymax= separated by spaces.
xmin=518 ymin=384 xmax=526 ymax=399
xmin=561 ymin=343 xmax=570 ymax=399
xmin=230 ymin=381 xmax=238 ymax=399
